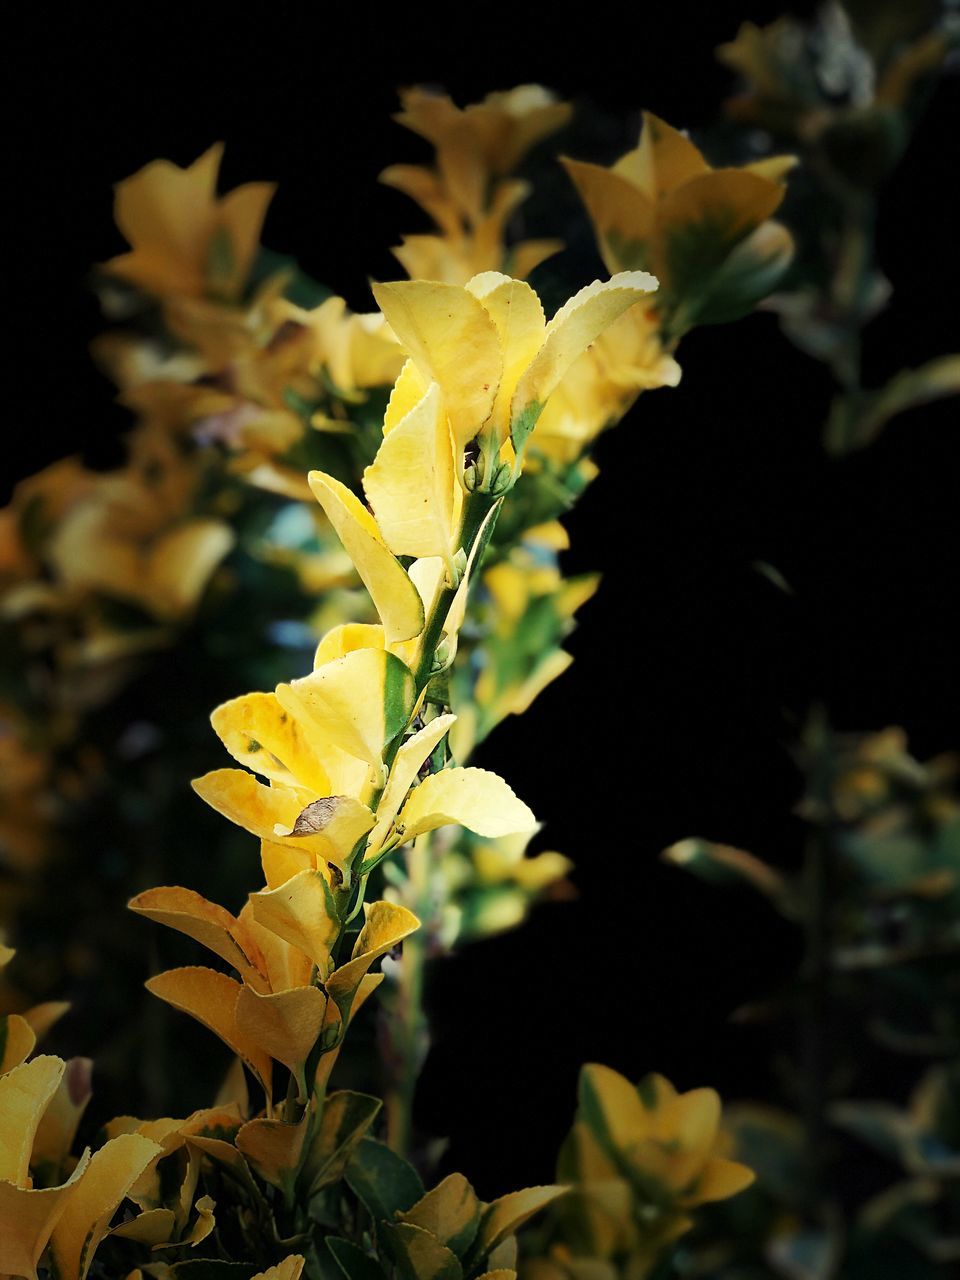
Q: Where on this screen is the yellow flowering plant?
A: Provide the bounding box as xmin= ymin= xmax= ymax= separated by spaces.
xmin=0 ymin=73 xmax=823 ymax=1280
xmin=0 ymin=261 xmax=756 ymax=1278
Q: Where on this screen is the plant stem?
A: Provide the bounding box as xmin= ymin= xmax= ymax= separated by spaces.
xmin=380 ymin=485 xmax=504 ymax=1159
xmin=384 ymin=837 xmax=430 ymax=1157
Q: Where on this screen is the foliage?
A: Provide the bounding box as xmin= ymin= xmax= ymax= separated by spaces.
xmin=2 ymin=3 xmax=957 ymax=1276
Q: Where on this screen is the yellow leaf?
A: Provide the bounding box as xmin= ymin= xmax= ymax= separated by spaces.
xmin=314 ymin=623 xmax=385 ymax=666
xmin=693 ymin=1156 xmax=755 ymax=1203
xmin=276 ymin=649 xmax=414 ymax=766
xmin=31 ymin=1057 xmax=93 ymax=1175
xmin=235 ymin=985 xmax=328 ymax=1095
xmin=0 ymin=1150 xmax=89 ymax=1280
xmin=22 ymin=1002 xmax=71 ymax=1044
xmin=363 ymin=383 xmax=459 ymax=561
xmin=250 ymin=1258 xmax=306 ymax=1280
xmin=620 ymin=112 xmax=709 ymax=198
xmin=106 ymin=144 xmax=273 ymax=300
xmin=369 ymin=714 xmax=457 ymax=852
xmin=0 ymin=1013 xmax=36 ymax=1073
xmin=579 ymin=1063 xmax=650 ymax=1149
xmin=250 ymin=870 xmax=340 ymax=974
xmin=326 ymin=902 xmax=420 ymax=1011
xmin=655 ymin=169 xmax=784 ymax=276
xmin=271 ymin=796 xmax=375 ymax=866
xmin=210 ymin=691 xmax=333 ymax=796
xmin=560 ymin=158 xmax=655 ymax=272
xmin=193 ymin=768 xmax=322 ymax=853
xmin=383 ymin=359 xmax=429 ymax=433
xmin=259 ymin=839 xmax=314 ymax=891
xmin=372 ymin=281 xmax=503 ymax=450
xmin=145 ymin=967 xmax=272 ymax=1095
xmin=308 ymin=470 xmax=424 ymax=645
xmin=49 ymin=1133 xmax=162 ymax=1280
xmin=237 ymin=900 xmax=313 ymax=994
xmin=399 ymin=768 xmax=536 ymax=842
xmin=510 ymin=273 xmax=659 ymax=451
xmin=653 ymin=1087 xmax=720 ymax=1156
xmin=398 ymin=1172 xmax=479 ymax=1253
xmin=466 ymin=273 xmax=546 ymax=443
xmin=0 ymin=1055 xmax=64 ymax=1186
xmin=109 ymin=1207 xmax=176 ymax=1244
xmin=129 ymin=886 xmax=265 ymax=988
xmin=475 ymin=1185 xmax=567 ymax=1254
xmin=236 ymin=1112 xmax=310 ymax=1193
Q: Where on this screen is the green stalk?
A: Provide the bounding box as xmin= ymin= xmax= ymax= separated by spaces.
xmin=289 ymin=474 xmax=506 ymax=1161
xmin=380 ymin=483 xmax=505 ymax=1160
xmin=385 ymin=836 xmax=430 ymax=1156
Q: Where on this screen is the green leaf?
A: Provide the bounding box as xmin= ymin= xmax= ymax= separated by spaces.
xmin=381 ymin=1221 xmax=463 ymax=1280
xmin=662 ymin=837 xmax=797 ymax=918
xmin=681 ymin=221 xmax=794 ymax=328
xmin=825 ymin=355 xmax=960 ymax=454
xmin=305 ymin=1091 xmax=382 ymax=1195
xmin=327 ymin=1237 xmax=389 ymax=1280
xmin=509 ymin=400 xmax=544 ymax=457
xmin=345 ymin=1137 xmax=425 ymax=1225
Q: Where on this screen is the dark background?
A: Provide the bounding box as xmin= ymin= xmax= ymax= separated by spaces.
xmin=7 ymin=4 xmax=960 ymax=1195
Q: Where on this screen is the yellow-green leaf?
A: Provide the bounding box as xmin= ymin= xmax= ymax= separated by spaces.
xmin=369 ymin=714 xmax=457 ymax=853
xmin=303 ymin=1090 xmax=382 ymax=1194
xmin=277 ymin=649 xmax=415 ymax=766
xmin=466 ymin=273 xmax=546 ymax=444
xmin=472 ymin=1185 xmax=567 ymax=1257
xmin=398 ymin=1173 xmax=480 ymax=1257
xmin=236 ymin=1112 xmax=310 ymax=1194
xmin=382 ymin=1221 xmax=463 ymax=1280
xmin=326 ymin=902 xmax=420 ymax=1013
xmin=510 ymin=273 xmax=658 ymax=452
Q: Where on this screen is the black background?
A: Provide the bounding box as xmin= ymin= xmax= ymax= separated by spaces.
xmin=7 ymin=4 xmax=960 ymax=1196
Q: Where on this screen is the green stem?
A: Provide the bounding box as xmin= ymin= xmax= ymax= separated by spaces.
xmin=378 ymin=487 xmax=504 ymax=1159
xmin=827 ymin=193 xmax=876 ymax=450
xmin=412 ymin=488 xmax=501 ymax=693
xmin=302 ymin=482 xmax=506 ymax=1156
xmin=385 ymin=835 xmax=431 ymax=1158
